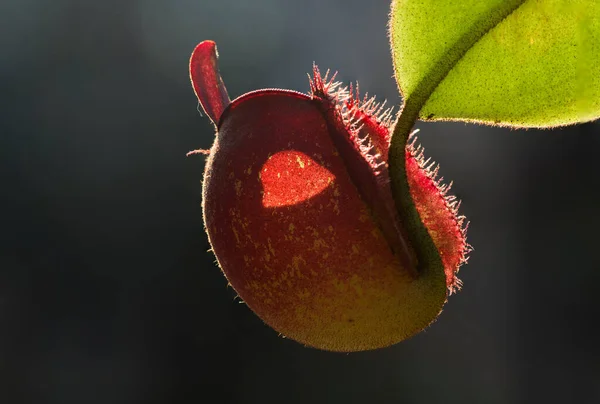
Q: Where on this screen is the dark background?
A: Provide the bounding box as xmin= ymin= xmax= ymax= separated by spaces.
xmin=2 ymin=0 xmax=599 ymax=403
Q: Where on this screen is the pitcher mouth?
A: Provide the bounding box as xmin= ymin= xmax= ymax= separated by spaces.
xmin=308 ymin=67 xmax=418 ymax=276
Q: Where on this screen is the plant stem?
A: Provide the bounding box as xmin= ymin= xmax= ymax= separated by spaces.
xmin=388 ymin=98 xmax=443 ymax=279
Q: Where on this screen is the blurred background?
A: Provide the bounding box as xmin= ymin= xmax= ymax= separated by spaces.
xmin=2 ymin=0 xmax=599 ymax=403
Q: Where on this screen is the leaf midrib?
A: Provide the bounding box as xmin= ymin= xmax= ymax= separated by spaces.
xmin=397 ymin=0 xmax=528 ymax=122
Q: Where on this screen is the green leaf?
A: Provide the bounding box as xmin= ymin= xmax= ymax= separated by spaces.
xmin=390 ymin=0 xmax=600 ymax=127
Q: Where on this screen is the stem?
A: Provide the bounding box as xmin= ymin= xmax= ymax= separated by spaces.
xmin=388 ymin=98 xmax=443 ymax=278
xmin=388 ymin=1 xmax=526 ymax=278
